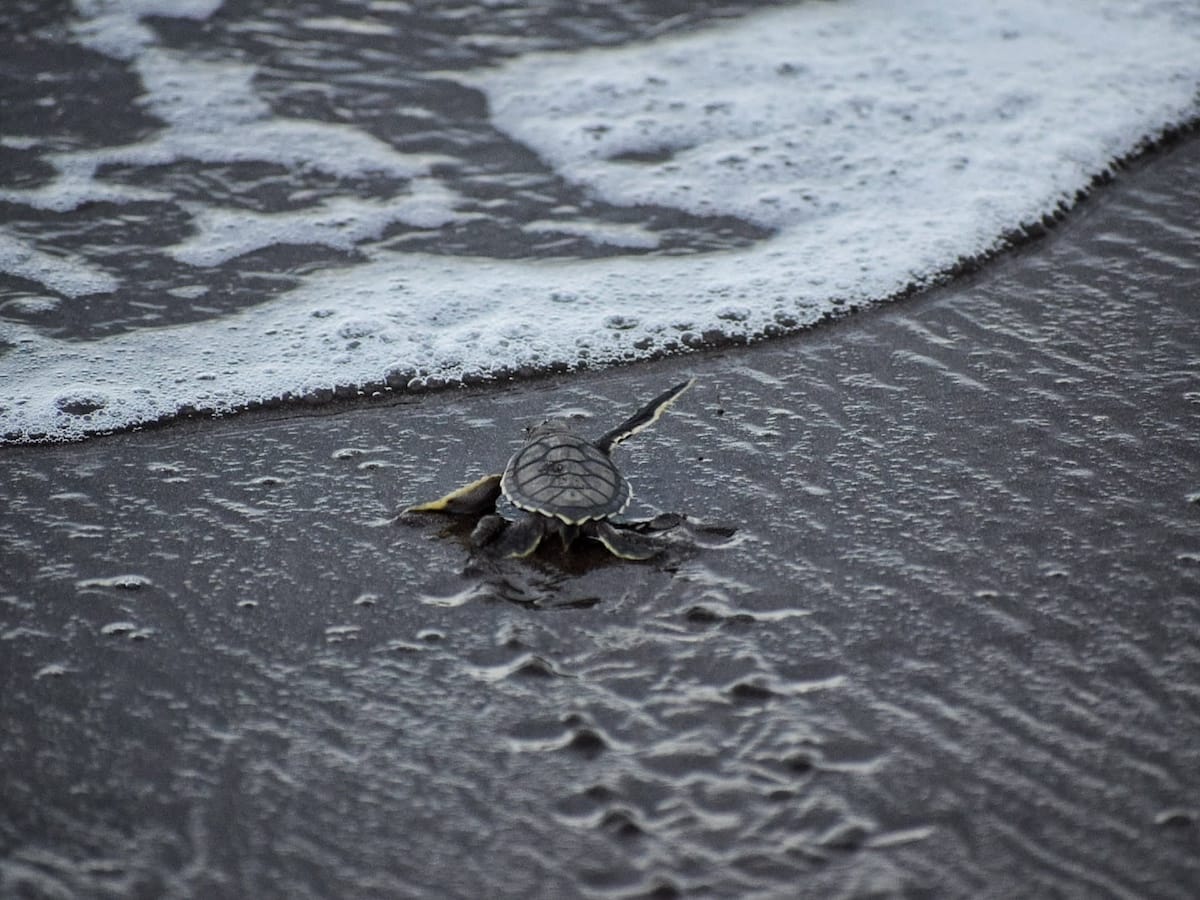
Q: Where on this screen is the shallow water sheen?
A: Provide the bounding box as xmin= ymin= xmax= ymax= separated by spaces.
xmin=3 ymin=140 xmax=1200 ymax=897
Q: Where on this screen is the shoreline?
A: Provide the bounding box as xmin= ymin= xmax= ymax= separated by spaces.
xmin=5 ymin=120 xmax=1200 ymax=449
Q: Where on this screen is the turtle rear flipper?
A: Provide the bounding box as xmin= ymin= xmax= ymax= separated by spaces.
xmin=489 ymin=516 xmax=547 ymax=558
xmin=594 ymin=378 xmax=695 ymax=453
xmin=469 ymin=514 xmax=508 ymax=547
xmin=404 ymin=473 xmax=502 ymax=516
xmin=591 ymin=520 xmax=663 ymax=560
xmin=623 ymin=512 xmax=684 ymax=533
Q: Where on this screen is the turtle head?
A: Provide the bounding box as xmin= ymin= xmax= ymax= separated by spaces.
xmin=523 ymin=418 xmax=575 ymax=442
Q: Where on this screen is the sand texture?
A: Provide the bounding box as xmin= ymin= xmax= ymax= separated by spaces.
xmin=2 ymin=136 xmax=1200 ymax=898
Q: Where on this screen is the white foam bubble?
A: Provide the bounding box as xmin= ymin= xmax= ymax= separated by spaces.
xmin=171 ymin=181 xmax=463 ymax=266
xmin=2 ymin=0 xmax=1199 ymax=442
xmin=71 ymin=0 xmax=225 ymax=59
xmin=470 ymin=0 xmax=1200 ymax=245
xmin=299 ymin=16 xmax=395 ymax=37
xmin=0 ymin=136 xmax=43 ymax=151
xmin=0 ymin=233 xmax=120 ymax=298
xmin=0 ymin=49 xmax=444 ymax=214
xmin=522 ymin=219 xmax=661 ymax=250
xmin=0 ymin=247 xmax=812 ymax=440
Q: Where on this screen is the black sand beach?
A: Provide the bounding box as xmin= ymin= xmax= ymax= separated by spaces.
xmin=3 ymin=136 xmax=1200 ymax=896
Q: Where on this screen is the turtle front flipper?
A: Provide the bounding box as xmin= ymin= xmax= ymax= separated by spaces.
xmin=595 ymin=378 xmax=695 ymax=453
xmin=404 ymin=473 xmax=502 ymax=516
xmin=489 ymin=516 xmax=548 ymax=558
xmin=591 ymin=520 xmax=663 ymax=560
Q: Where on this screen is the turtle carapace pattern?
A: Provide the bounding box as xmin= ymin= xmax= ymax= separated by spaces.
xmin=405 ymin=379 xmax=694 ymax=559
xmin=501 ymin=427 xmax=629 ymax=525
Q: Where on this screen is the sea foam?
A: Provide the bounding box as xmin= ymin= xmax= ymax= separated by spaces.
xmin=1 ymin=0 xmax=1198 ymax=442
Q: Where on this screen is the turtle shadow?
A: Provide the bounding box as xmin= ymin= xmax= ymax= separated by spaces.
xmin=464 ymin=515 xmax=739 ymax=609
xmin=464 ymin=546 xmax=647 ymax=610
xmin=396 ymin=508 xmax=738 ymax=610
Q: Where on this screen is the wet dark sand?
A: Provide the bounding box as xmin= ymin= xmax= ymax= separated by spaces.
xmin=3 ymin=137 xmax=1200 ymax=898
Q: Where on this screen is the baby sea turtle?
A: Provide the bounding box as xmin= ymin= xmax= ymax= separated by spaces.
xmin=405 ymin=379 xmax=694 ymax=559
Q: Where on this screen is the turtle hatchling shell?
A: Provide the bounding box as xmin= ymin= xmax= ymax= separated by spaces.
xmin=501 ymin=428 xmax=630 ymax=524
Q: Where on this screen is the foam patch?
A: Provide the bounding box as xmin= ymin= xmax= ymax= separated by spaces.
xmin=2 ymin=0 xmax=1198 ymax=442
